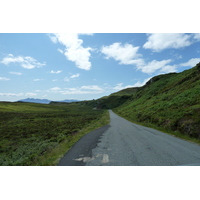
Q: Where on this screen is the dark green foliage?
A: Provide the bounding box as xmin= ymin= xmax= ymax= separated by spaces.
xmin=82 ymin=92 xmax=134 ymax=109
xmin=0 ymin=102 xmax=105 ymax=165
xmin=97 ymin=95 xmax=132 ymax=109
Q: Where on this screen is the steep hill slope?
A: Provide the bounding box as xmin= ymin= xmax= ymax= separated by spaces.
xmin=113 ymin=62 xmax=200 ymax=140
xmin=81 ymin=87 xmax=138 ymax=109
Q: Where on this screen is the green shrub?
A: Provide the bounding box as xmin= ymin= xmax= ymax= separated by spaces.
xmin=0 ymin=102 xmax=105 ymax=165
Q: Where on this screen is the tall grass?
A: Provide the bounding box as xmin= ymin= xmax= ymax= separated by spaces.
xmin=0 ymin=102 xmax=108 ymax=165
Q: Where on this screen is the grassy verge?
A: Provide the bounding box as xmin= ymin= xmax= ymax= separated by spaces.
xmin=32 ymin=109 xmax=110 ymax=166
xmin=113 ymin=110 xmax=200 ymax=145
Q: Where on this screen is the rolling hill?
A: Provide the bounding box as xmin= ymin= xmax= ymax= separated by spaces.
xmin=83 ymin=62 xmax=200 ymax=140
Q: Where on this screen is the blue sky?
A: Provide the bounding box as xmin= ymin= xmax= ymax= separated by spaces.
xmin=1 ymin=33 xmax=200 ymax=101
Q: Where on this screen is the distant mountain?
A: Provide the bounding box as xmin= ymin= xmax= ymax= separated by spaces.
xmin=18 ymin=98 xmax=51 ymax=104
xmin=17 ymin=98 xmax=79 ymax=104
xmin=52 ymin=99 xmax=80 ymax=103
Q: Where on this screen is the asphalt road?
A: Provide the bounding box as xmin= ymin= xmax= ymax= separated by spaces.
xmin=58 ymin=110 xmax=200 ymax=166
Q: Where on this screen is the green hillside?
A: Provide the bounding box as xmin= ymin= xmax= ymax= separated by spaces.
xmin=80 ymin=62 xmax=200 ymax=141
xmin=113 ymin=62 xmax=200 ymax=140
xmin=81 ymin=87 xmax=138 ymax=109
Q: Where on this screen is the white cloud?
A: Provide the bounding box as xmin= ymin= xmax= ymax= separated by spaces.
xmin=137 ymin=59 xmax=174 ymax=74
xmin=46 ymin=87 xmax=61 ymax=93
xmin=25 ymin=93 xmax=37 ymax=97
xmin=0 ymin=54 xmax=45 ymax=69
xmin=172 ymin=54 xmax=182 ymax=60
xmin=101 ymin=42 xmax=144 ymax=66
xmin=100 ymin=41 xmax=179 ymax=74
xmin=48 ymin=85 xmax=104 ymax=95
xmin=49 ymin=34 xmax=58 ymax=43
xmin=0 ymin=77 xmax=10 ymax=81
xmin=193 ymin=33 xmax=200 ymax=41
xmin=70 ymin=73 xmax=80 ymax=78
xmin=113 ymin=83 xmax=137 ymax=90
xmin=1 ymin=54 xmax=23 ymax=64
xmin=159 ymin=65 xmax=177 ymax=73
xmin=50 ymin=87 xmax=61 ymax=91
xmin=0 ymin=92 xmax=37 ymax=97
xmin=64 ymin=46 xmax=92 ymax=70
xmin=143 ymin=33 xmax=192 ymax=52
xmin=64 ymin=77 xmax=70 ymax=82
xmin=64 ymin=73 xmax=80 ymax=82
xmin=113 ymin=83 xmax=125 ymax=90
xmin=57 ymin=49 xmax=64 ymax=54
xmin=50 ymin=70 xmax=62 ymax=74
xmin=9 ymin=71 xmax=22 ymax=75
xmin=33 ymin=79 xmax=44 ymax=81
xmin=80 ymin=85 xmax=103 ymax=91
xmin=180 ymin=58 xmax=200 ymax=67
xmin=0 ymin=92 xmax=23 ymax=97
xmin=48 ymin=33 xmax=93 ymax=70
xmin=131 ymin=77 xmax=152 ymax=87
xmin=61 ymin=89 xmax=102 ymax=95
xmin=49 ymin=33 xmax=81 ymax=47
xmin=113 ymin=78 xmax=152 ymax=91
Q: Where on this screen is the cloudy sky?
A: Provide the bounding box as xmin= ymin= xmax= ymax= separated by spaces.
xmin=1 ymin=33 xmax=200 ymax=101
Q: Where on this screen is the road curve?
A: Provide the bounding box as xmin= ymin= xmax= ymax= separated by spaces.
xmin=58 ymin=110 xmax=200 ymax=166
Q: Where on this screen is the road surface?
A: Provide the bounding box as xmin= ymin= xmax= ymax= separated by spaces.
xmin=58 ymin=110 xmax=200 ymax=166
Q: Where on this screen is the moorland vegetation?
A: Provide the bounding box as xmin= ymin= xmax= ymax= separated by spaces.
xmin=0 ymin=102 xmax=108 ymax=165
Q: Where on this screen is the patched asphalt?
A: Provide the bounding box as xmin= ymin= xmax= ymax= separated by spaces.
xmin=58 ymin=125 xmax=110 ymax=166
